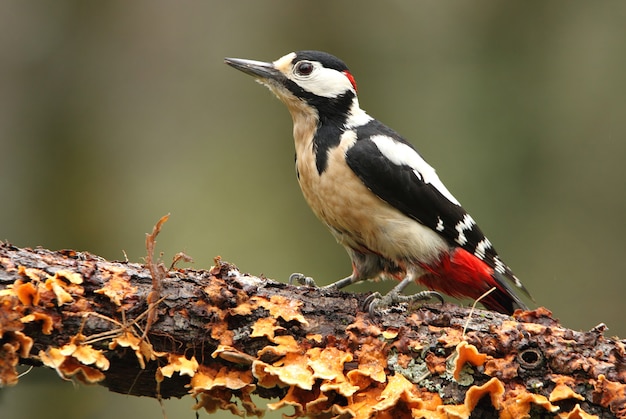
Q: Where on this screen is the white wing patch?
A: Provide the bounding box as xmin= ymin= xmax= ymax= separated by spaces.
xmin=370 ymin=136 xmax=461 ymax=206
xmin=435 ymin=216 xmax=445 ymax=232
xmin=454 ymin=214 xmax=476 ymax=246
xmin=474 ymin=238 xmax=493 ymax=260
xmin=493 ymin=256 xmax=506 ymax=274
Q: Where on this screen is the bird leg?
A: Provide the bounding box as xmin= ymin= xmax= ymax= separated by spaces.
xmin=363 ymin=272 xmax=444 ymax=316
xmin=321 ymin=274 xmax=361 ymax=290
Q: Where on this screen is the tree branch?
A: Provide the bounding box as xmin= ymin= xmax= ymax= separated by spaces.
xmin=1 ymin=241 xmax=625 ymax=418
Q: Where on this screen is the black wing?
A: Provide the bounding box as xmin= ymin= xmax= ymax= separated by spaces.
xmin=345 ymin=120 xmax=525 ymax=290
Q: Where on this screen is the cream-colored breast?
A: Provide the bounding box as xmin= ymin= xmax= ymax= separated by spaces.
xmin=295 ymin=130 xmax=448 ymax=264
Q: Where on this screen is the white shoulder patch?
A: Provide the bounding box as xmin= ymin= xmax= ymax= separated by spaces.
xmin=370 ymin=136 xmax=461 ymax=206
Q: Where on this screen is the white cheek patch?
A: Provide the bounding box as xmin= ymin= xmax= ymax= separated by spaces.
xmin=294 ymin=66 xmax=355 ymax=98
xmin=370 ymin=136 xmax=461 ymax=206
xmin=273 ymin=52 xmax=355 ymax=99
xmin=345 ymin=101 xmax=373 ymax=128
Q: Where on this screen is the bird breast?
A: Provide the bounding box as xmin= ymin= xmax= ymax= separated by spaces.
xmin=294 ymin=129 xmax=448 ymax=264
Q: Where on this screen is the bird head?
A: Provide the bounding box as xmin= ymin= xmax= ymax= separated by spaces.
xmin=225 ymin=51 xmax=360 ymax=122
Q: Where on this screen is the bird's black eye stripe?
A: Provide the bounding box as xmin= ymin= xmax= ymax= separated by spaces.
xmin=294 ymin=61 xmax=314 ymax=76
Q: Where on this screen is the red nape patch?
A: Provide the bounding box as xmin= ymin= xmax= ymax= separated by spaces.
xmin=417 ymin=249 xmax=513 ymax=313
xmin=343 ymin=71 xmax=358 ymax=92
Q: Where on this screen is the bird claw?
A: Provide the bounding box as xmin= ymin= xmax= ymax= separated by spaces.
xmin=364 ymin=290 xmax=444 ymax=316
xmin=288 ymin=273 xmax=318 ymax=287
xmin=362 ymin=292 xmax=383 ymax=315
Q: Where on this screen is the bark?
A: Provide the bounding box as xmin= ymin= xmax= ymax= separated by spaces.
xmin=1 ymin=241 xmax=625 ymax=418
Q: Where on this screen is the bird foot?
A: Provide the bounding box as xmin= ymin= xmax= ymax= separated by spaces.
xmin=288 ymin=273 xmax=318 ymax=287
xmin=363 ymin=290 xmax=444 ymax=316
xmin=289 ymin=273 xmax=358 ymax=290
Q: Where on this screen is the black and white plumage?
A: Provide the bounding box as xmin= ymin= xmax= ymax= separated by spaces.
xmin=225 ymin=50 xmax=530 ymax=314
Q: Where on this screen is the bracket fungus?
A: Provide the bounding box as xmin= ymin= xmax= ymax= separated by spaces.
xmin=1 ymin=243 xmax=626 ymax=418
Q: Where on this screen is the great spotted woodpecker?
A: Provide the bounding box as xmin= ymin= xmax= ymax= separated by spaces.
xmin=225 ymin=51 xmax=530 ymax=314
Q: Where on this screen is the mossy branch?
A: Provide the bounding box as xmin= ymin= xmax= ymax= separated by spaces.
xmin=1 ymin=241 xmax=625 ymax=418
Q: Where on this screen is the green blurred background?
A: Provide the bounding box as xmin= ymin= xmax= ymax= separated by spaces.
xmin=2 ymin=1 xmax=625 ymax=418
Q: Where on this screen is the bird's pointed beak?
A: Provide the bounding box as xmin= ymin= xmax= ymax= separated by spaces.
xmin=224 ymin=57 xmax=281 ymax=80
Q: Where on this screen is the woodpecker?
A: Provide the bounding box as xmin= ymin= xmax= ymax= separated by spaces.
xmin=225 ymin=51 xmax=530 ymax=314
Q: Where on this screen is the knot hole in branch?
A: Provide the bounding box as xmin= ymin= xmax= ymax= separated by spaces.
xmin=517 ymin=347 xmax=544 ymax=370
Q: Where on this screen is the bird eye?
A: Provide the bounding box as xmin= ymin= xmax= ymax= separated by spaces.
xmin=294 ymin=61 xmax=314 ymax=76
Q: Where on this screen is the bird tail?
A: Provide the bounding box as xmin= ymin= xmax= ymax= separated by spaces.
xmin=417 ymin=248 xmax=528 ymax=315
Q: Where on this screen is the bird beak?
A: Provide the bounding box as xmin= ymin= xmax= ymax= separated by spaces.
xmin=224 ymin=57 xmax=281 ymax=80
